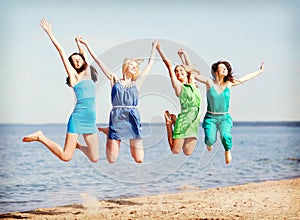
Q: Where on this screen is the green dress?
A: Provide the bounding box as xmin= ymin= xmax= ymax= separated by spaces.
xmin=173 ymin=84 xmax=201 ymax=139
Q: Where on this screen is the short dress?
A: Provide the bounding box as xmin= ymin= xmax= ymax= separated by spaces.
xmin=108 ymin=80 xmax=142 ymax=140
xmin=67 ymin=80 xmax=97 ymax=134
xmin=173 ymin=83 xmax=201 ymax=139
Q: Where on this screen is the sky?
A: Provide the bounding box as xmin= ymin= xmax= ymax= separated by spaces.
xmin=1 ymin=0 xmax=299 ymax=124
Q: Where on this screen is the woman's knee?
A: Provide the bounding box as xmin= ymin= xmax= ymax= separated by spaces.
xmin=183 ymin=149 xmax=192 ymax=156
xmin=133 ymin=155 xmax=144 ymax=163
xmin=183 ymin=147 xmax=195 ymax=156
xmin=130 ymin=146 xmax=144 ymax=163
xmin=171 ymin=139 xmax=183 ymax=154
xmin=89 ymin=156 xmax=99 ymax=163
xmin=106 ymin=153 xmax=117 ymax=163
xmin=171 ymin=148 xmax=181 ymax=154
xmin=61 ymin=154 xmax=73 ymax=162
xmin=182 ymin=139 xmax=196 ymax=156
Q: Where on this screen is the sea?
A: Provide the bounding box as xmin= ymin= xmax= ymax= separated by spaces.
xmin=0 ymin=122 xmax=299 ymax=214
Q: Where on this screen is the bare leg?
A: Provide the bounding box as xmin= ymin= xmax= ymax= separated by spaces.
xmin=22 ymin=130 xmax=78 ymax=162
xmin=164 ymin=110 xmax=177 ymax=150
xmin=77 ymin=133 xmax=99 ymax=163
xmin=106 ymin=139 xmax=121 ymax=163
xmin=206 ymin=145 xmax=212 ymax=152
xmin=182 ymin=137 xmax=197 ymax=156
xmin=164 ymin=110 xmax=185 ymax=154
xmin=225 ymin=150 xmax=232 ymax=164
xmin=98 ymin=127 xmax=119 ymax=163
xmin=164 ymin=110 xmax=173 ymax=148
xmin=130 ymin=139 xmax=144 ymax=163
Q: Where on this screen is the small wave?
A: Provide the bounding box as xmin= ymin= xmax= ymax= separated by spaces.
xmin=179 ymin=185 xmax=201 ymax=191
xmin=0 ymin=200 xmax=43 ymax=204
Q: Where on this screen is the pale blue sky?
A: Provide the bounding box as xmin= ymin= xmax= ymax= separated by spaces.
xmin=1 ymin=0 xmax=299 ymax=124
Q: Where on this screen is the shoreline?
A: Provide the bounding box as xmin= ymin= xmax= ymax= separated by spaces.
xmin=1 ymin=178 xmax=299 ymax=219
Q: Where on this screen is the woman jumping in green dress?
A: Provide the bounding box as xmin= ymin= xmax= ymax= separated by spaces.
xmin=156 ymin=42 xmax=201 ymax=156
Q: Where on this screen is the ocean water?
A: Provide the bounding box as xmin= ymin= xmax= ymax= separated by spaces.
xmin=0 ymin=123 xmax=299 ymax=214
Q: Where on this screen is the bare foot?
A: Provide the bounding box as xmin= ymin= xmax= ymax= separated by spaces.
xmin=225 ymin=150 xmax=232 ymax=164
xmin=22 ymin=131 xmax=43 ymax=142
xmin=164 ymin=110 xmax=176 ymax=125
xmin=164 ymin=110 xmax=172 ymax=124
xmin=206 ymin=145 xmax=212 ymax=152
xmin=98 ymin=127 xmax=109 ymax=135
xmin=76 ymin=142 xmax=81 ymax=149
xmin=170 ymin=113 xmax=176 ymax=124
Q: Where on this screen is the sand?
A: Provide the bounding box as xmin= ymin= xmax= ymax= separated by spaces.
xmin=1 ymin=178 xmax=299 ymax=219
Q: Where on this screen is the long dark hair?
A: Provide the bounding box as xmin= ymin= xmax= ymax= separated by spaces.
xmin=211 ymin=60 xmax=234 ymax=83
xmin=66 ymin=53 xmax=98 ymax=86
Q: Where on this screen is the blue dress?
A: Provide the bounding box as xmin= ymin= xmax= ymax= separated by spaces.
xmin=67 ymin=80 xmax=97 ymax=134
xmin=108 ymin=80 xmax=142 ymax=140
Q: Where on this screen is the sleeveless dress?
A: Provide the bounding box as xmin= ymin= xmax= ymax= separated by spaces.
xmin=173 ymin=84 xmax=201 ymax=139
xmin=108 ymin=80 xmax=142 ymax=140
xmin=202 ymin=86 xmax=233 ymax=151
xmin=67 ymin=80 xmax=97 ymax=134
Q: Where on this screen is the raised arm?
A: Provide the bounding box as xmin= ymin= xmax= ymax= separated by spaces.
xmin=79 ymin=37 xmax=116 ymax=82
xmin=140 ymin=40 xmax=157 ymax=76
xmin=40 ymin=19 xmax=77 ymax=81
xmin=156 ymin=41 xmax=183 ymax=97
xmin=135 ymin=41 xmax=158 ymax=89
xmin=231 ymin=62 xmax=264 ymax=87
xmin=178 ymin=48 xmax=192 ymax=66
xmin=75 ymin=35 xmax=88 ymax=63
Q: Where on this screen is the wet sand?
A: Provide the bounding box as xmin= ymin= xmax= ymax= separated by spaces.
xmin=1 ymin=178 xmax=299 ymax=219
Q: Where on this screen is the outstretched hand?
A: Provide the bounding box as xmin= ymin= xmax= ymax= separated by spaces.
xmin=155 ymin=40 xmax=161 ymax=49
xmin=40 ymin=18 xmax=52 ymax=33
xmin=259 ymin=62 xmax=265 ymax=73
xmin=152 ymin=40 xmax=158 ymax=48
xmin=78 ymin=36 xmax=88 ymax=45
xmin=75 ymin=35 xmax=82 ymax=43
xmin=177 ymin=48 xmax=185 ymax=56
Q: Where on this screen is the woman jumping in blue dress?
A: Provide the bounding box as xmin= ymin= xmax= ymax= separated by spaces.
xmin=22 ymin=19 xmax=100 ymax=163
xmin=80 ymin=37 xmax=158 ymax=163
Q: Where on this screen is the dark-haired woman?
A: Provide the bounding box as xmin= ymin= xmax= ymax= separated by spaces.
xmin=22 ymin=19 xmax=99 ymax=163
xmin=194 ymin=60 xmax=264 ymax=164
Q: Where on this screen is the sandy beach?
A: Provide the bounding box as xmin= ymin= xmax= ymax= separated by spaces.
xmin=1 ymin=178 xmax=299 ymax=219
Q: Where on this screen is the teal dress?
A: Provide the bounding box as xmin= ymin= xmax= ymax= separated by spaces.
xmin=173 ymin=84 xmax=201 ymax=139
xmin=202 ymin=86 xmax=232 ymax=151
xmin=67 ymin=80 xmax=97 ymax=134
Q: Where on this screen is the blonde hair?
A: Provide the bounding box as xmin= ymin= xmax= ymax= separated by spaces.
xmin=122 ymin=58 xmax=143 ymax=81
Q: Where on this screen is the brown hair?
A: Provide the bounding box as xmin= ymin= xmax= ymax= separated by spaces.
xmin=211 ymin=60 xmax=234 ymax=83
xmin=66 ymin=53 xmax=97 ymax=86
xmin=174 ymin=65 xmax=199 ymax=84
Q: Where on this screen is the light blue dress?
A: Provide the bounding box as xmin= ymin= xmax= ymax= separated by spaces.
xmin=108 ymin=80 xmax=142 ymax=140
xmin=67 ymin=80 xmax=97 ymax=134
